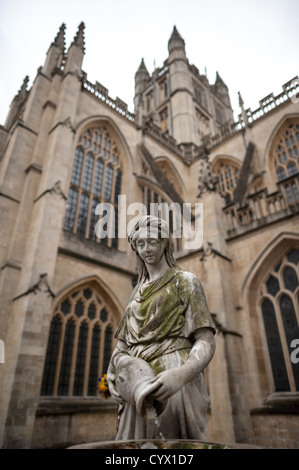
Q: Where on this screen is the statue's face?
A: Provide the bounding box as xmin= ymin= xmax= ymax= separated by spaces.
xmin=136 ymin=228 xmax=166 ymax=266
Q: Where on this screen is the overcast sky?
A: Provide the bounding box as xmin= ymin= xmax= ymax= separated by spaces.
xmin=0 ymin=0 xmax=298 ymax=125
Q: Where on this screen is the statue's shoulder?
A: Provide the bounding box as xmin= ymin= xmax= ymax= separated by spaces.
xmin=174 ymin=269 xmax=201 ymax=287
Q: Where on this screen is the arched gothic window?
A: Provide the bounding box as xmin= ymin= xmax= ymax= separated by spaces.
xmin=259 ymin=249 xmax=299 ymax=392
xmin=213 ymin=159 xmax=240 ymax=204
xmin=64 ymin=125 xmax=123 ymax=249
xmin=274 ymin=123 xmax=299 ymax=181
xmin=41 ymin=284 xmax=116 ymax=397
xmin=141 ymin=185 xmax=182 ymax=251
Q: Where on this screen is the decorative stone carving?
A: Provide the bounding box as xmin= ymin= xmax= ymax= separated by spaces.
xmin=13 ymin=273 xmax=55 ymax=301
xmin=197 ymin=155 xmax=219 ymax=198
xmin=34 ymin=180 xmax=67 ymax=203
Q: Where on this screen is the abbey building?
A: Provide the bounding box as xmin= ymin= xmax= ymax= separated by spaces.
xmin=0 ymin=23 xmax=298 ymax=448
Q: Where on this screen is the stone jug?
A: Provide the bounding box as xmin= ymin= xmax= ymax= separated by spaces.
xmin=115 ymin=355 xmax=166 ymax=418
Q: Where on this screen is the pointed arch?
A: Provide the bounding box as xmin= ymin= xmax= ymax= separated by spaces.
xmin=241 ymin=232 xmax=299 ymax=393
xmin=263 ymin=114 xmax=299 ymax=188
xmin=41 ymin=276 xmax=122 ymax=397
xmin=74 ymin=115 xmax=133 ymax=171
xmin=54 ymin=274 xmax=123 ymax=324
xmin=211 ymin=155 xmax=242 ymax=203
xmin=65 ymin=118 xmax=131 ymax=248
xmin=155 ymin=156 xmax=186 ymax=200
xmin=241 ymin=231 xmax=299 ymax=301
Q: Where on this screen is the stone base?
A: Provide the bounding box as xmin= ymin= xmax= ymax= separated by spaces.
xmin=68 ymin=439 xmax=261 ymax=449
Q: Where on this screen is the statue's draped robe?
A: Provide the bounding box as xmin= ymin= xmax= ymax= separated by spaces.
xmin=110 ymin=267 xmax=215 ymax=440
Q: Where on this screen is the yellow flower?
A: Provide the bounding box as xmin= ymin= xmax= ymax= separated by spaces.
xmin=98 ymin=374 xmax=110 ymax=399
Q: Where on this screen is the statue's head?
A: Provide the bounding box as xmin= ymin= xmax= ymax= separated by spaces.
xmin=128 ymin=215 xmax=179 ymax=283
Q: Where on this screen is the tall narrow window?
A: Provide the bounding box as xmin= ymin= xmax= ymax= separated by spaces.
xmin=58 ymin=318 xmax=75 ymax=396
xmin=64 ymin=188 xmax=78 ymax=231
xmin=213 ymin=159 xmax=241 ymax=203
xmin=76 ymin=193 xmax=90 ymax=236
xmin=41 ymin=316 xmax=62 ymax=396
xmin=88 ymin=324 xmax=101 ymax=396
xmin=41 ymin=284 xmax=116 ymax=397
xmin=73 ymin=321 xmax=89 ymax=396
xmin=64 ymin=125 xmax=123 ymax=249
xmin=273 ymin=123 xmax=299 ymax=178
xmin=260 ymin=248 xmax=299 ymax=391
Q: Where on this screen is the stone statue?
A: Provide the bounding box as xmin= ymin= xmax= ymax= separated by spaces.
xmin=107 ymin=215 xmax=216 ymax=440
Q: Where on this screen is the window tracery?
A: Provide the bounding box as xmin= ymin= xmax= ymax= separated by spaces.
xmin=274 ymin=123 xmax=299 ymax=181
xmin=41 ymin=284 xmax=115 ymax=397
xmin=260 ymin=249 xmax=299 ymax=392
xmin=213 ymin=159 xmax=241 ymax=204
xmin=64 ymin=125 xmax=122 ymax=249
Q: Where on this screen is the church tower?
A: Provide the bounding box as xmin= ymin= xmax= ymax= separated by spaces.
xmin=133 ymin=26 xmax=235 ymax=149
xmin=167 ymin=26 xmax=199 ymax=146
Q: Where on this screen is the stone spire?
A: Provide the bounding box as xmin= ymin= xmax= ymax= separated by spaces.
xmin=136 ymin=58 xmax=149 ymax=76
xmin=215 ymin=72 xmax=227 ymax=89
xmin=238 ymin=91 xmax=248 ymax=126
xmin=43 ymin=24 xmax=66 ymax=76
xmin=168 ymin=26 xmax=185 ymax=53
xmin=5 ymin=76 xmax=30 ymax=129
xmin=16 ymin=76 xmax=30 ymax=101
xmin=52 ymin=23 xmax=66 ymax=51
xmin=64 ymin=22 xmax=85 ymax=74
xmin=70 ymin=22 xmax=85 ymax=52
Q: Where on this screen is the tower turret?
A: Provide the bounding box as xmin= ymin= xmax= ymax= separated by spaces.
xmin=135 ymin=58 xmax=150 ymax=96
xmin=168 ymin=26 xmax=186 ymax=58
xmin=214 ymin=72 xmax=231 ymax=108
xmin=167 ymin=26 xmax=199 ymax=145
xmin=134 ymin=58 xmax=150 ymax=127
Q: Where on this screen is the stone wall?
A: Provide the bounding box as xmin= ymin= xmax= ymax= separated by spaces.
xmin=32 ymin=398 xmax=118 ymax=449
xmin=251 ymin=412 xmax=299 ymax=449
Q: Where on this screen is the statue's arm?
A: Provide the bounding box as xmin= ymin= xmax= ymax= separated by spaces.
xmin=151 ymin=327 xmax=215 ymax=402
xmin=107 ymin=340 xmax=129 ymax=403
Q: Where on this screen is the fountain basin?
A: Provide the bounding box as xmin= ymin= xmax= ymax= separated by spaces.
xmin=68 ymin=439 xmax=260 ymax=449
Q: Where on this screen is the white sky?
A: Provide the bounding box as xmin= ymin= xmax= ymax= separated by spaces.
xmin=0 ymin=0 xmax=298 ymax=125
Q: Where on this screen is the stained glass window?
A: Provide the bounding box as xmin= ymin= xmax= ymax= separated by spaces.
xmin=274 ymin=123 xmax=299 ymax=179
xmin=76 ymin=193 xmax=89 ymax=236
xmin=102 ymin=326 xmax=113 ymax=374
xmin=261 ymin=299 xmax=290 ymax=392
xmin=41 ymin=285 xmax=115 ymax=397
xmin=261 ymin=249 xmax=299 ymax=392
xmin=64 ymin=125 xmax=122 ymax=249
xmin=88 ymin=324 xmax=101 ymax=396
xmin=41 ymin=316 xmax=62 ymax=396
xmin=64 ymin=188 xmax=78 ymax=231
xmin=58 ymin=318 xmax=75 ymax=396
xmin=71 ymin=147 xmax=84 ymax=185
xmin=82 ymin=153 xmax=94 ymax=191
xmin=73 ymin=321 xmax=89 ymax=395
xmin=214 ymin=160 xmax=240 ymax=202
xmin=104 ymin=164 xmax=113 ymax=200
xmin=283 ymin=266 xmax=298 ymax=292
xmin=93 ymin=159 xmax=104 ymax=196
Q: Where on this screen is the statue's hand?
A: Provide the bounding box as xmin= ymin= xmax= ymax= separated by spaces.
xmin=150 ymin=368 xmax=187 ymax=401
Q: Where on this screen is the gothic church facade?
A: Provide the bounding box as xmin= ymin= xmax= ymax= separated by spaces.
xmin=0 ymin=23 xmax=298 ymax=448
